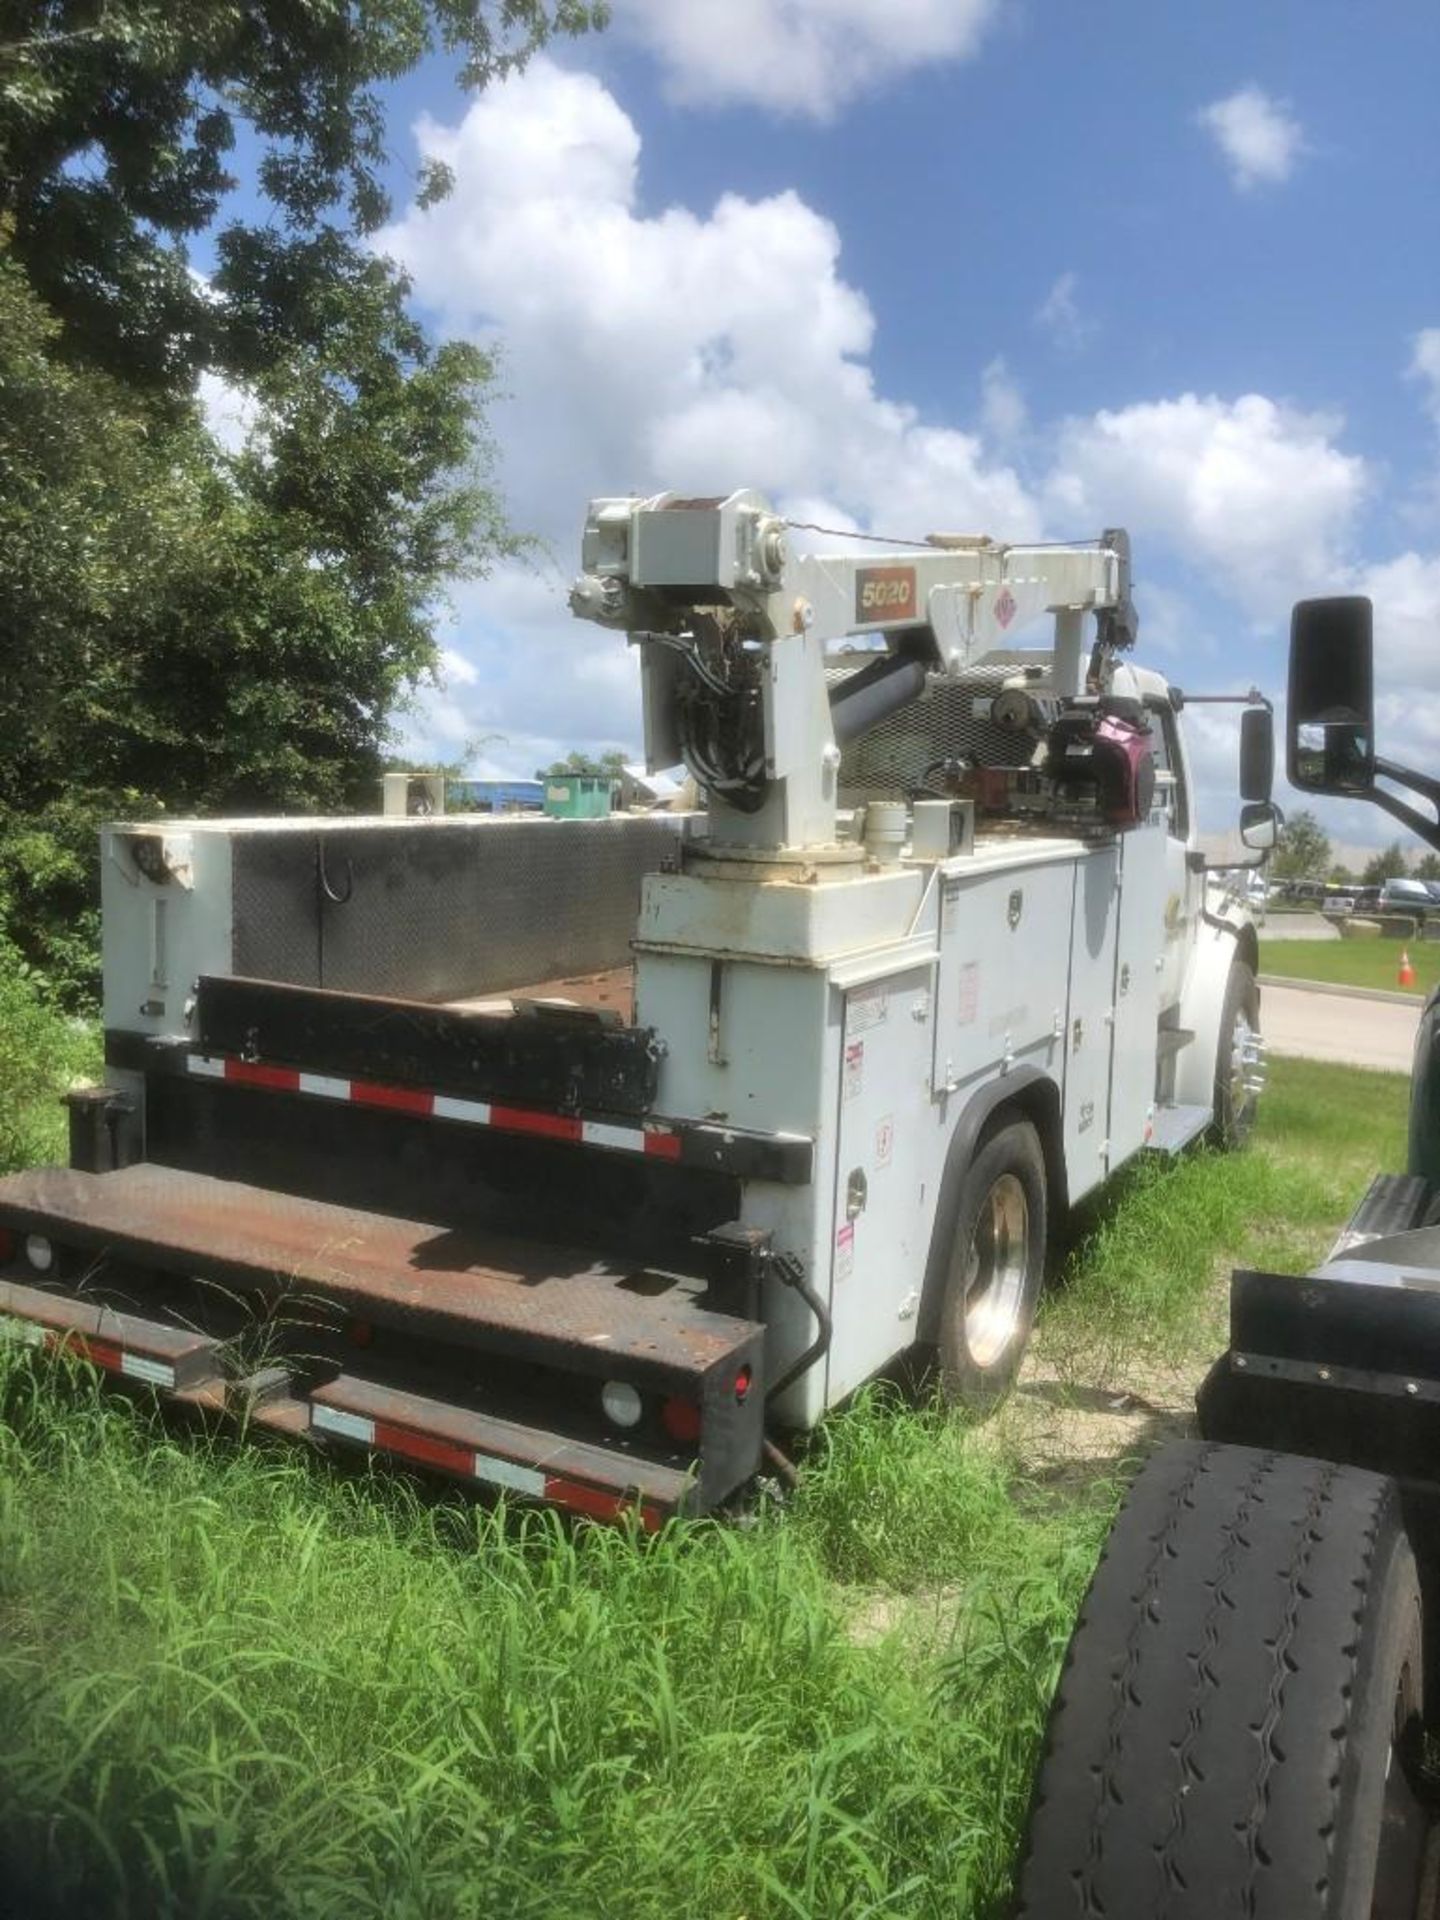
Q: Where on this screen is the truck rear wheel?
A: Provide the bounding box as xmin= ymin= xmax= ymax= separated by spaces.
xmin=1013 ymin=1440 xmax=1432 ymax=1919
xmin=1213 ymin=959 xmax=1262 ymax=1147
xmin=935 ymin=1119 xmax=1046 ymax=1413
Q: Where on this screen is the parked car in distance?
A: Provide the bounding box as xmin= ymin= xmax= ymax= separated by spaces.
xmin=1380 ymin=877 xmax=1433 ymax=918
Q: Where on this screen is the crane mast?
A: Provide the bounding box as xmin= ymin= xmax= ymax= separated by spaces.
xmin=570 ymin=488 xmax=1137 ymax=854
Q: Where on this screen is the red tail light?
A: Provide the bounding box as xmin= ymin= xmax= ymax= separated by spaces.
xmin=734 ymin=1365 xmax=753 ymax=1403
xmin=661 ymin=1396 xmax=702 ymax=1443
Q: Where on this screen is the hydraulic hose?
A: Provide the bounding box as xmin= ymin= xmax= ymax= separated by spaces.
xmin=765 ymin=1261 xmax=833 ymax=1406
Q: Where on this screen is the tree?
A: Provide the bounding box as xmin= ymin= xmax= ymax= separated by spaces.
xmin=1272 ymin=809 xmax=1332 ymax=880
xmin=0 ymin=4 xmax=609 ymax=999
xmin=1415 ymin=853 xmax=1440 ymax=881
xmin=537 ymin=751 xmax=629 ymax=779
xmin=1361 ymin=842 xmax=1410 ymax=886
xmin=0 ymin=2 xmax=607 ymax=394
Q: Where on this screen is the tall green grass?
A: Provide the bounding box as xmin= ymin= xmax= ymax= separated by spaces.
xmin=1039 ymin=1057 xmax=1408 ymax=1383
xmin=0 ymin=1357 xmax=1108 ymax=1920
xmin=0 ymin=934 xmax=99 ymax=1172
xmin=0 ymin=1048 xmax=1409 ymax=1918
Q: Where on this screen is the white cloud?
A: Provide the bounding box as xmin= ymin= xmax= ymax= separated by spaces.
xmin=1034 ymin=271 xmax=1091 ymax=351
xmin=1197 ymin=85 xmax=1305 ymax=192
xmin=1359 ymin=549 xmax=1440 ymax=701
xmin=610 ymin=0 xmax=1001 ymax=119
xmin=378 ymin=59 xmax=1045 ymax=768
xmin=979 ymin=356 xmax=1026 ymax=443
xmin=1046 ymin=393 xmax=1369 ymax=618
xmin=382 ymin=63 xmax=1036 ymax=543
xmin=438 ymin=647 xmax=480 ymax=688
xmin=1410 ymin=329 xmax=1440 ymax=431
xmin=196 ymin=370 xmax=260 ymax=455
xmin=377 ymin=60 xmax=1381 ymax=779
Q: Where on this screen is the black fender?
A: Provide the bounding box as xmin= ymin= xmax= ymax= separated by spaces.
xmin=915 ymin=1066 xmax=1064 ymax=1346
xmin=1408 ymin=984 xmax=1440 ymax=1181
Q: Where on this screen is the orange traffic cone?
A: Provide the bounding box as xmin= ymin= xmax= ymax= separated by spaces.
xmin=1400 ymin=948 xmax=1417 ymax=988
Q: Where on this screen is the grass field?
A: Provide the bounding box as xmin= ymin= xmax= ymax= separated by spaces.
xmin=1261 ymin=933 xmax=1438 ymax=995
xmin=0 ymin=1056 xmax=1410 ymax=1919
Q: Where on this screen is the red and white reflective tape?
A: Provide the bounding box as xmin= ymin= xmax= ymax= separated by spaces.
xmin=311 ymin=1403 xmax=664 ymax=1530
xmin=187 ymin=1054 xmax=682 ymax=1160
xmin=0 ymin=1313 xmax=174 ymax=1386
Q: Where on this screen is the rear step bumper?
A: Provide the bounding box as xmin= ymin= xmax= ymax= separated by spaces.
xmin=0 ymin=1164 xmax=767 ymax=1519
xmin=309 ymin=1375 xmax=688 ymax=1529
xmin=0 ymin=1275 xmax=222 ymax=1389
xmin=0 ymin=1277 xmax=693 ymax=1528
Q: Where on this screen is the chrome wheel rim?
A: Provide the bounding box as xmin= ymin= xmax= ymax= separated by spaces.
xmin=1229 ymin=1007 xmax=1255 ymax=1117
xmin=963 ymin=1172 xmax=1029 ymax=1369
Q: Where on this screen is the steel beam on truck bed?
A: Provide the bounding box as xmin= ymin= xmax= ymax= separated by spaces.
xmin=196 ymin=974 xmax=663 ymax=1116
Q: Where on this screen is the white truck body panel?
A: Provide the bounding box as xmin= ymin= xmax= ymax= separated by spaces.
xmin=632 ymin=809 xmax=1206 ymax=1428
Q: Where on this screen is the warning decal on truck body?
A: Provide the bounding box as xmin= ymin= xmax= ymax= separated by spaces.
xmin=847 ymin=981 xmax=888 ymax=1033
xmin=844 ymin=1040 xmax=864 ymax=1102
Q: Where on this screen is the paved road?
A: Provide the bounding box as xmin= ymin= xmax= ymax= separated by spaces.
xmin=1262 ymin=981 xmax=1421 ymax=1073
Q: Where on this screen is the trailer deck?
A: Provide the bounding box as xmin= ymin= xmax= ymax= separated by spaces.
xmin=0 ymin=1162 xmax=767 ymax=1522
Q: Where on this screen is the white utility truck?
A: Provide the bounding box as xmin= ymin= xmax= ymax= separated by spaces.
xmin=0 ymin=491 xmax=1273 ymax=1523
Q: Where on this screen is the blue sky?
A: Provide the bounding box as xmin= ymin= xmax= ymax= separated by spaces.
xmin=260 ymin=0 xmax=1440 ymax=853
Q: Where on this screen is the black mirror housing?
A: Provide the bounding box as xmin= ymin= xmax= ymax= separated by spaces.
xmin=1288 ymin=596 xmax=1375 ymax=794
xmin=1239 ymin=707 xmax=1274 ymax=803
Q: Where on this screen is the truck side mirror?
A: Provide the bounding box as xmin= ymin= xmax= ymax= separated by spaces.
xmin=1288 ymin=596 xmax=1375 ymax=795
xmin=1239 ymin=801 xmax=1278 ymax=854
xmin=1239 ymin=707 xmax=1274 ymax=803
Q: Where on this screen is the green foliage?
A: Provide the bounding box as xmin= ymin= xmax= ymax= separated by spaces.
xmin=0 ymin=928 xmax=99 ymax=1172
xmin=0 ymin=232 xmax=508 ymax=1002
xmin=1416 ymin=853 xmax=1440 ymax=881
xmin=1 ymin=4 xmax=611 ymax=999
xmin=538 ymin=750 xmax=629 ymax=778
xmin=0 ymin=0 xmax=607 ymax=392
xmin=1271 ymin=807 xmax=1331 ymax=880
xmin=0 ymin=248 xmax=487 ymax=997
xmin=1362 ymin=840 xmax=1411 ymax=885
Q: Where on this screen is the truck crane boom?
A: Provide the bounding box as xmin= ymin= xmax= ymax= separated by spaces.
xmin=570 ymin=490 xmax=1137 ymax=852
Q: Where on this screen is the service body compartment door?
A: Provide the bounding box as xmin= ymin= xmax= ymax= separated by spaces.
xmin=1107 ymin=821 xmax=1166 ymax=1166
xmin=826 ymin=963 xmax=936 ymax=1402
xmin=1064 ymin=846 xmax=1119 ymax=1203
xmin=930 ymin=860 xmax=1073 ymax=1100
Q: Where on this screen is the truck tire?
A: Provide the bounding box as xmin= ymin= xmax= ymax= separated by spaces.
xmin=1012 ymin=1441 xmax=1431 ymax=1920
xmin=1213 ymin=959 xmax=1262 ymax=1147
xmin=935 ymin=1119 xmax=1046 ymax=1412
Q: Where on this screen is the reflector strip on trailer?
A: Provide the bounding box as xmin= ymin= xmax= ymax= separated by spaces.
xmin=185 ymin=1052 xmax=680 ymax=1160
xmin=113 ymin=1029 xmax=813 ymax=1180
xmin=309 ymin=1402 xmax=662 ymax=1529
xmin=0 ymin=1312 xmax=177 ymax=1388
